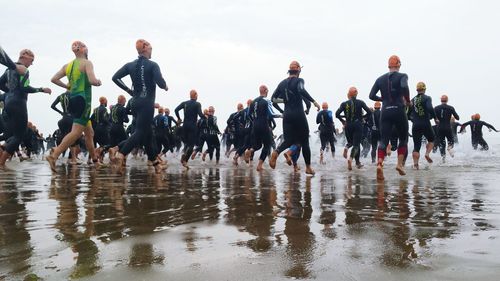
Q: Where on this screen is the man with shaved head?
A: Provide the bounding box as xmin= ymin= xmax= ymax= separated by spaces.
xmin=175 ymin=89 xmax=206 ymax=168
xmin=224 ymin=102 xmax=244 ymax=156
xmin=316 ymin=101 xmax=336 ymax=164
xmin=109 ymin=95 xmax=129 ymax=148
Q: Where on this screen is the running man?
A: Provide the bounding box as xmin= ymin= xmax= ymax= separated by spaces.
xmin=369 ymin=55 xmax=410 ymax=180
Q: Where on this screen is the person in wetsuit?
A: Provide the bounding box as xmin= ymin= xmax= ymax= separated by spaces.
xmin=109 ymin=95 xmax=129 ymax=148
xmin=336 ymin=87 xmax=371 ymax=170
xmin=450 ymin=116 xmax=461 ymax=144
xmin=204 ymin=106 xmax=221 ymax=163
xmin=0 ymin=48 xmax=51 ymax=169
xmin=46 ymin=41 xmax=102 ymax=172
xmin=434 ymin=94 xmax=460 ymax=160
xmin=408 ymin=82 xmax=437 ymax=169
xmin=51 ymin=91 xmax=73 ymax=145
xmin=316 ymin=102 xmax=336 ymax=165
xmin=91 ymin=96 xmax=111 ymax=161
xmin=459 ymin=113 xmax=498 ymax=150
xmin=243 ymin=85 xmax=275 ymax=171
xmin=153 ymin=106 xmax=171 ymax=156
xmin=109 ymin=39 xmax=168 ymax=174
xmin=270 ymin=61 xmax=320 ymax=175
xmin=369 ymin=55 xmax=410 ymax=180
xmin=175 ymin=89 xmax=205 ymax=168
xmin=225 ymin=103 xmax=244 ymax=157
xmin=366 ymin=101 xmax=382 ymax=163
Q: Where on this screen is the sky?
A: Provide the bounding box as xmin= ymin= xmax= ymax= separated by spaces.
xmin=1 ymin=0 xmax=499 ymax=135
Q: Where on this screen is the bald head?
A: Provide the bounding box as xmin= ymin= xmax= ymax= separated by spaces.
xmin=190 ymin=89 xmax=198 ymax=100
xmin=118 ymin=95 xmax=126 ymax=105
xmin=259 ymin=85 xmax=268 ymax=97
xmin=321 ymin=102 xmax=328 ymax=110
xmin=237 ymin=103 xmax=244 ymax=111
xmin=246 ymin=99 xmax=253 ymax=107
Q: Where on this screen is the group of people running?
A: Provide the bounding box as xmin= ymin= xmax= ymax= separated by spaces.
xmin=0 ymin=41 xmax=498 ymax=180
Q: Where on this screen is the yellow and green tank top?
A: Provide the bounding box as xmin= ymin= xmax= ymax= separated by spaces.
xmin=65 ymin=59 xmax=91 ymax=95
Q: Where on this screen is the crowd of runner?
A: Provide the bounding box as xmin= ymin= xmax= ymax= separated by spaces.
xmin=1 ymin=42 xmax=498 ymax=180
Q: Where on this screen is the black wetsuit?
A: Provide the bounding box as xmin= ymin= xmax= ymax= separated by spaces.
xmin=271 ymin=76 xmax=316 ymax=165
xmin=233 ymin=107 xmax=253 ymax=157
xmin=366 ymin=108 xmax=381 ymax=162
xmin=175 ymin=99 xmax=205 ymax=163
xmin=316 ymin=109 xmax=336 ymax=155
xmin=335 ymin=97 xmax=371 ymax=164
xmin=451 ymin=121 xmax=461 ymax=144
xmin=409 ymin=93 xmax=435 ymax=153
xmin=434 ymin=104 xmax=459 ymax=156
xmin=249 ymin=96 xmax=274 ymax=161
xmin=369 ymin=71 xmax=410 ymax=160
xmin=90 ymin=104 xmax=110 ymax=147
xmin=0 ymin=63 xmax=44 ymax=154
xmin=153 ymin=113 xmax=170 ymax=154
xmin=51 ymin=92 xmax=72 ymax=145
xmin=205 ymin=115 xmax=221 ymax=161
xmin=112 ymin=55 xmax=167 ymax=162
xmin=109 ymin=103 xmax=129 ymax=147
xmin=460 ymin=120 xmax=498 ymax=150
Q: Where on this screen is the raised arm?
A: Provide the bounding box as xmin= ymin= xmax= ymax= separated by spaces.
xmin=51 ymin=65 xmax=69 ymax=90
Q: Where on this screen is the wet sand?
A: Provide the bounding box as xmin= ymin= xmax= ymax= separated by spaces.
xmin=1 ymin=141 xmax=500 ymax=280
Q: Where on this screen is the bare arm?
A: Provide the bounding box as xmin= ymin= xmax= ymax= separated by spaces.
xmin=51 ymin=65 xmax=70 ymax=90
xmin=84 ymin=60 xmax=101 ymax=86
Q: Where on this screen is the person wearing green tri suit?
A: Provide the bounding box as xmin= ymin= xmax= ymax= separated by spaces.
xmin=46 ymin=41 xmax=102 ymax=172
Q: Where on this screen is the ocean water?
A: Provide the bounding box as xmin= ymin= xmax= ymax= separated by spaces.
xmin=1 ymin=133 xmax=499 ymax=280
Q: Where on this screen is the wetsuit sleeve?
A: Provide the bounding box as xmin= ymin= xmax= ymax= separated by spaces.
xmin=304 ymin=98 xmax=311 ymax=114
xmin=152 ymin=62 xmax=167 ymax=90
xmin=316 ymin=112 xmax=322 ymax=124
xmin=459 ymin=121 xmax=471 ymax=133
xmin=122 ymin=107 xmax=130 ymax=123
xmin=297 ymin=79 xmax=315 ymax=103
xmin=51 ymin=95 xmax=63 ymax=115
xmin=112 ymin=63 xmax=133 ymax=95
xmin=362 ymin=101 xmax=372 ymax=119
xmin=0 ymin=46 xmax=17 ymax=69
xmin=482 ymin=121 xmax=498 ymax=131
xmin=369 ymin=80 xmax=382 ymax=102
xmin=451 ymin=107 xmax=460 ymax=121
xmin=427 ymin=97 xmax=436 ymax=119
xmin=270 ymin=117 xmax=276 ymax=129
xmin=401 ymin=74 xmax=410 ymax=104
xmin=197 ymin=102 xmax=206 ymax=119
xmin=335 ymin=103 xmax=346 ymax=124
xmin=174 ymin=102 xmax=185 ymax=120
xmin=271 ymin=88 xmax=285 ymax=113
xmin=0 ymin=73 xmax=8 ymax=92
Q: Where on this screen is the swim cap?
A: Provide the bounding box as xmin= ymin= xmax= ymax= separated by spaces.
xmin=99 ymin=96 xmax=107 ymax=105
xmin=441 ymin=95 xmax=448 ymax=103
xmin=289 ymin=60 xmax=301 ymax=71
xmin=259 ymin=85 xmax=268 ymax=94
xmin=158 ymin=107 xmax=164 ymax=114
xmin=374 ymin=101 xmax=381 ymax=109
xmin=72 ymin=41 xmax=86 ymax=54
xmin=321 ymin=102 xmax=328 ymax=110
xmin=416 ymin=82 xmax=426 ymax=92
xmin=348 ymin=87 xmax=358 ymax=98
xmin=19 ymin=49 xmax=34 ymax=60
xmin=118 ymin=95 xmax=126 ymax=105
xmin=136 ymin=39 xmax=151 ymax=54
xmin=246 ymin=99 xmax=253 ymax=106
xmin=237 ymin=103 xmax=243 ymax=111
xmin=474 ymin=113 xmax=480 ymax=120
xmin=388 ymin=55 xmax=401 ymax=68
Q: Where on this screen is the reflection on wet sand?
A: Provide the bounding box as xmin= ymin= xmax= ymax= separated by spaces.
xmin=1 ymin=160 xmax=499 ymax=280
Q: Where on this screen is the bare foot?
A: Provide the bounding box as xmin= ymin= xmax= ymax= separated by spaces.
xmin=269 ymin=151 xmax=278 ymax=169
xmin=376 ymin=164 xmax=384 ymax=181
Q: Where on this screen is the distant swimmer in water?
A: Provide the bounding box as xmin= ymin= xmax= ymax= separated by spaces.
xmin=0 ymin=48 xmax=51 ymax=169
xmin=408 ymin=82 xmax=437 ymax=169
xmin=109 ymin=39 xmax=168 ymax=174
xmin=434 ymin=94 xmax=460 ymax=161
xmin=336 ymin=87 xmax=371 ymax=170
xmin=46 ymin=41 xmax=101 ymax=172
xmin=270 ymin=60 xmax=320 ymax=175
xmin=369 ymin=55 xmax=410 ymax=180
xmin=459 ymin=113 xmax=498 ymax=151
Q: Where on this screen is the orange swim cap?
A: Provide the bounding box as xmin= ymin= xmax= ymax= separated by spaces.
xmin=388 ymin=55 xmax=401 ymax=68
xmin=289 ymin=60 xmax=301 ymax=71
xmin=416 ymin=82 xmax=426 ymax=92
xmin=348 ymin=87 xmax=358 ymax=98
xmin=374 ymin=101 xmax=381 ymax=109
xmin=474 ymin=113 xmax=480 ymax=120
xmin=19 ymin=49 xmax=34 ymax=60
xmin=136 ymin=39 xmax=151 ymax=54
xmin=72 ymin=41 xmax=86 ymax=54
xmin=441 ymin=95 xmax=448 ymax=103
xmin=158 ymin=107 xmax=164 ymax=114
xmin=99 ymin=96 xmax=107 ymax=105
xmin=246 ymin=99 xmax=253 ymax=106
xmin=118 ymin=95 xmax=126 ymax=105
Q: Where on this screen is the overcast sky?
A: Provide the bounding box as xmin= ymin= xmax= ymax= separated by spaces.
xmin=1 ymin=0 xmax=499 ymax=135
